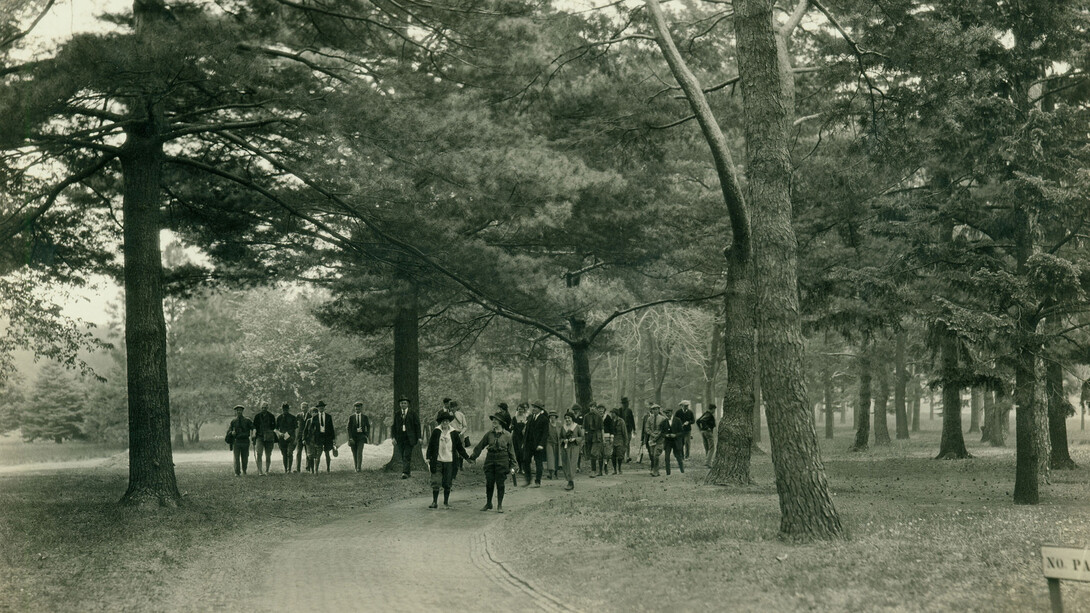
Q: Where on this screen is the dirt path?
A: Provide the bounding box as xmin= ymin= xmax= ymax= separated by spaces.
xmin=254 ymin=473 xmax=622 ymax=613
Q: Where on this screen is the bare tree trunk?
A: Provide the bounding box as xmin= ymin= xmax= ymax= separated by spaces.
xmin=969 ymin=387 xmax=983 ymax=434
xmin=851 ymin=350 xmax=871 ymax=452
xmin=981 ymin=389 xmax=995 ymax=443
xmin=520 ymin=361 xmax=530 ymax=404
xmin=1012 ymin=202 xmax=1040 ymax=504
xmin=1045 ymin=324 xmax=1076 ymax=470
xmin=894 ymin=331 xmax=909 ymax=439
xmin=873 ymin=361 xmax=891 ymax=446
xmin=385 ymin=279 xmax=424 ymax=473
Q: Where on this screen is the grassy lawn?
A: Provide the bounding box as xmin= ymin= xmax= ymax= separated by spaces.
xmin=0 ymin=459 xmax=453 ymax=612
xmin=0 ymin=435 xmax=125 ymax=466
xmin=493 ymin=420 xmax=1090 ymax=613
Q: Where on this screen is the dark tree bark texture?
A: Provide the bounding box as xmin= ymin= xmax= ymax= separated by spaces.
xmin=894 ymin=332 xmax=909 ymax=439
xmin=935 ymin=329 xmax=970 ymax=459
xmin=119 ymin=129 xmax=181 ymax=507
xmin=736 ymin=0 xmax=841 ymax=538
xmin=1045 ymin=327 xmax=1076 ymax=470
xmin=385 ymin=280 xmax=425 ymax=472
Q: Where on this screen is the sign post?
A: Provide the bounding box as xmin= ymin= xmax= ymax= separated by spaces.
xmin=1041 ymin=545 xmax=1090 ymax=613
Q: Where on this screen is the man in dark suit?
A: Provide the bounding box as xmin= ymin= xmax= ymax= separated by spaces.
xmin=621 ymin=397 xmax=636 ymax=462
xmin=583 ymin=403 xmax=604 ymax=477
xmin=294 ymin=401 xmax=309 ymax=473
xmin=697 ymin=404 xmax=717 ymax=467
xmin=252 ymin=403 xmax=277 ymax=476
xmin=522 ymin=401 xmax=550 ymax=487
xmin=347 ymin=402 xmax=370 ymax=472
xmin=226 ymin=405 xmax=253 ymax=476
xmin=662 ymin=406 xmax=685 ymax=475
xmin=677 ymin=400 xmax=695 ymax=459
xmin=392 ymin=396 xmax=420 ymax=479
xmin=312 ymin=400 xmax=336 ymax=473
xmin=274 ymin=403 xmax=298 ymax=473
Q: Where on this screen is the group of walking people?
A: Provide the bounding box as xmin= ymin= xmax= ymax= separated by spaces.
xmin=225 ymin=400 xmax=372 ymax=476
xmin=225 ymin=394 xmax=721 ymax=514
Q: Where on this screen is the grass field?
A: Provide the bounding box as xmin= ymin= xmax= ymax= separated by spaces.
xmin=0 ymin=417 xmax=1086 ymax=612
xmin=493 ymin=420 xmax=1090 ymax=612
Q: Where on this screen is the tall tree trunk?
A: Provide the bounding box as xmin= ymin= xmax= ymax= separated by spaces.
xmin=873 ymin=361 xmax=891 ymax=445
xmin=929 ymin=389 xmax=936 ymax=421
xmin=735 ymin=0 xmax=840 ymax=537
xmin=991 ymin=389 xmax=1008 ymax=447
xmin=981 ymin=389 xmax=995 ymax=443
xmin=936 ymin=216 xmax=970 ymax=460
xmin=753 ymin=375 xmax=763 ymax=444
xmin=969 ymin=387 xmax=983 ymax=434
xmin=1045 ymin=324 xmax=1076 ymax=470
xmin=911 ymin=389 xmax=921 ymax=432
xmin=823 ymin=356 xmax=834 ymax=440
xmin=1012 ymin=199 xmax=1040 ymax=503
xmin=851 ymin=350 xmax=871 ymax=452
xmin=386 ymin=278 xmax=424 ymax=472
xmin=118 ymin=126 xmax=181 ymax=507
xmin=707 ymin=241 xmax=756 ymax=485
xmin=894 ymin=331 xmax=909 ymax=439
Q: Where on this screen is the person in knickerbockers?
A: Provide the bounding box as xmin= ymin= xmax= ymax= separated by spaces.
xmin=426 ymin=410 xmax=472 ymax=509
xmin=470 ymin=411 xmax=516 ymax=513
xmin=274 ymin=403 xmax=298 ymax=473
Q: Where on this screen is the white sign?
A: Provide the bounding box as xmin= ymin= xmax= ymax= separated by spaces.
xmin=1042 ymin=546 xmax=1090 ymax=582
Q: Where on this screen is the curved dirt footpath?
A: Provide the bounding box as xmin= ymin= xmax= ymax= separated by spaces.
xmin=254 ymin=475 xmax=621 ymax=613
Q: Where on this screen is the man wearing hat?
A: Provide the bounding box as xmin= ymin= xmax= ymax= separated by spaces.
xmin=347 ymin=402 xmax=370 ymax=473
xmin=392 ymin=396 xmax=421 ymax=479
xmin=470 ymin=411 xmax=516 ymax=512
xmin=677 ymin=400 xmax=695 ymax=460
xmin=252 ymin=403 xmax=277 ymax=476
xmin=225 ymin=405 xmax=254 ymax=476
xmin=522 ymin=401 xmax=550 ymax=487
xmin=697 ymin=404 xmax=717 ymax=467
xmin=662 ymin=405 xmax=685 ymax=475
xmin=583 ymin=403 xmax=605 ymax=477
xmin=496 ymin=402 xmax=513 ymax=431
xmin=640 ymin=404 xmax=666 ymax=477
xmin=294 ymin=402 xmax=310 ymax=472
xmin=305 ymin=401 xmax=336 ymax=473
xmin=274 ymin=403 xmax=298 ymax=473
xmin=621 ymin=397 xmax=636 ymax=462
xmin=609 ymin=408 xmax=628 ymax=475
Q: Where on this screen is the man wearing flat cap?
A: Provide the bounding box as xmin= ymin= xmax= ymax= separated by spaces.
xmin=392 ymin=395 xmax=421 ymax=479
xmin=677 ymin=400 xmax=695 ymax=460
xmin=225 ymin=405 xmax=253 ymax=476
xmin=274 ymin=403 xmax=298 ymax=473
xmin=347 ymin=402 xmax=370 ymax=473
xmin=640 ymin=404 xmax=666 ymax=477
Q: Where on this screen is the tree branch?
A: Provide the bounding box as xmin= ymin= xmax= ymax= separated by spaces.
xmin=587 ymin=292 xmax=725 ymax=344
xmin=0 ymin=153 xmax=117 ymax=244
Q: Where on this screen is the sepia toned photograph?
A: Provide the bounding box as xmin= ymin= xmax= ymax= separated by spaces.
xmin=1 ymin=0 xmax=1088 ymax=611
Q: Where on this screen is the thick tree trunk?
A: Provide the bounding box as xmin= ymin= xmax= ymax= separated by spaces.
xmin=571 ymin=340 xmax=593 ymax=413
xmin=990 ymin=389 xmax=1008 ymax=447
xmin=118 ymin=127 xmax=181 ymax=508
xmin=873 ymin=362 xmax=891 ymax=446
xmin=981 ymin=389 xmax=994 ymax=443
xmin=385 ymin=280 xmax=425 ymax=472
xmin=1013 ymin=347 xmax=1040 ymax=503
xmin=1045 ymin=327 xmax=1076 ymax=470
xmin=753 ymin=376 xmax=763 ymax=444
xmin=894 ymin=332 xmax=909 ymax=439
xmin=929 ymin=390 xmax=936 ymax=421
xmin=969 ymin=387 xmax=983 ymax=434
xmin=935 ymin=323 xmax=970 ymax=459
xmin=735 ymin=0 xmax=840 ymax=538
xmin=911 ymin=391 xmax=921 ymax=432
xmin=707 ymin=247 xmax=756 ymax=485
xmin=851 ymin=351 xmax=871 ymax=452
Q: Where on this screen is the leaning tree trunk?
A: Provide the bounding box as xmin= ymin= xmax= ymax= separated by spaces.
xmin=385 ymin=279 xmax=425 ymax=472
xmin=118 ymin=126 xmax=181 ymax=508
xmin=644 ymin=0 xmax=757 ymax=487
xmin=707 ymin=244 xmax=756 ymax=485
xmin=736 ymin=0 xmax=840 ymax=538
xmin=894 ymin=331 xmax=909 ymax=440
xmin=873 ymin=362 xmax=891 ymax=446
xmin=851 ymin=350 xmax=871 ymax=452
